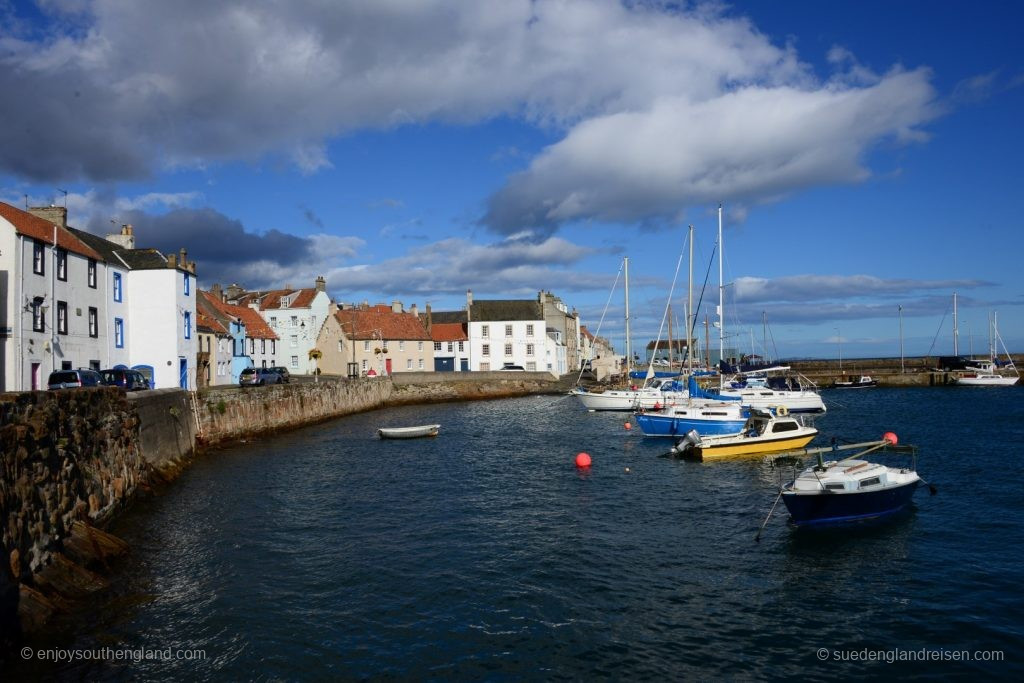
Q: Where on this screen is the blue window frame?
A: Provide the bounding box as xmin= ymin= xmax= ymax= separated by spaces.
xmin=114 ymin=318 xmax=124 ymax=348
xmin=113 ymin=272 xmax=123 ymax=302
xmin=183 ymin=272 xmax=190 ymax=296
xmin=184 ymin=311 xmax=192 ymax=339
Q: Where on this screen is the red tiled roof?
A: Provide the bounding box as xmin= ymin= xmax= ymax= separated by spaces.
xmin=334 ymin=307 xmax=431 ymax=341
xmin=196 ymin=310 xmax=227 ymax=335
xmin=199 ymin=290 xmax=277 ymax=340
xmin=431 ymin=322 xmax=467 ymax=342
xmin=259 ymin=288 xmax=317 ymax=310
xmin=580 ymin=326 xmax=595 ymax=341
xmin=0 ymin=201 xmax=103 ymax=261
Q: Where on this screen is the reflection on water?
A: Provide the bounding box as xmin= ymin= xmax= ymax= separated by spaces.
xmin=6 ymin=389 xmax=1023 ymax=679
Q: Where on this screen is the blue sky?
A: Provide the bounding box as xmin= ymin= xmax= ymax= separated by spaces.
xmin=2 ymin=0 xmax=1021 ymax=360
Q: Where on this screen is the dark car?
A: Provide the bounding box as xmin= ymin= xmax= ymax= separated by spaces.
xmin=100 ymin=368 xmax=149 ymax=391
xmin=239 ymin=367 xmax=283 ymax=387
xmin=47 ymin=369 xmax=103 ymax=390
xmin=268 ymin=366 xmax=291 ymax=383
xmin=498 ymin=364 xmax=526 ymax=372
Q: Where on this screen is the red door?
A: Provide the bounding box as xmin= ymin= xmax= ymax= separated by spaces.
xmin=385 ymin=358 xmax=392 ymax=375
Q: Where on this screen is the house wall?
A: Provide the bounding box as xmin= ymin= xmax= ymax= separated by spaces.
xmin=0 ymin=221 xmax=16 ymax=391
xmin=260 ymin=291 xmax=331 ymax=375
xmin=469 ymin=319 xmax=546 ymax=371
xmin=105 ymin=264 xmax=130 ymax=371
xmin=129 ymin=269 xmax=197 ymax=389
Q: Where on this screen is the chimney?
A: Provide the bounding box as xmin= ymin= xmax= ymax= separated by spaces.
xmin=425 ymin=304 xmax=432 ymax=333
xmin=211 ymin=283 xmax=223 ymax=301
xmin=466 ymin=289 xmax=473 ymax=322
xmin=167 ymin=253 xmax=177 ymax=268
xmin=28 ymin=206 xmax=68 ymax=229
xmin=105 ymin=223 xmax=135 ymax=250
xmin=391 ymin=300 xmax=402 ymax=313
xmin=315 ymin=275 xmax=326 ymax=293
xmin=226 ymin=283 xmax=245 ymax=301
xmin=179 ymin=248 xmax=187 ymax=267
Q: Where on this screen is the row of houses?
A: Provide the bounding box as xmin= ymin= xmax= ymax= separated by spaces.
xmin=0 ymin=201 xmax=616 ymax=390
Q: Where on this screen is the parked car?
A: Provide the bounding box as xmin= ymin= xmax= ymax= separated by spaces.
xmin=498 ymin=364 xmax=526 ymax=372
xmin=239 ymin=367 xmax=283 ymax=387
xmin=268 ymin=366 xmax=291 ymax=383
xmin=101 ymin=368 xmax=150 ymax=391
xmin=47 ymin=369 xmax=103 ymax=390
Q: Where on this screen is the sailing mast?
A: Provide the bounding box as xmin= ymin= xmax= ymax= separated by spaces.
xmin=624 ymin=257 xmax=632 ymax=377
xmin=718 ymin=204 xmax=725 ymax=389
xmin=953 ymin=291 xmax=959 ymax=356
xmin=687 ymin=224 xmax=694 ymax=375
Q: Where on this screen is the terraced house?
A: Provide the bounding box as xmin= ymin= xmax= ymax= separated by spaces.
xmin=318 ymin=301 xmax=432 ymax=377
xmin=0 ymin=202 xmax=198 ymax=390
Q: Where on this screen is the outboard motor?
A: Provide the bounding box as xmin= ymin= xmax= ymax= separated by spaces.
xmin=670 ymin=429 xmax=702 ymax=456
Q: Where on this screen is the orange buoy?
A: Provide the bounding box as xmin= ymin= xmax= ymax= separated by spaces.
xmin=882 ymin=431 xmax=898 ymax=445
xmin=624 ymin=422 xmax=632 ymax=430
xmin=575 ymin=452 xmax=592 ymax=468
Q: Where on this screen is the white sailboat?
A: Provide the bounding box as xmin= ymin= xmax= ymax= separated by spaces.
xmin=955 ymin=311 xmax=1019 ymax=386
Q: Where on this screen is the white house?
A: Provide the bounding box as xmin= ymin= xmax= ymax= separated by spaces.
xmin=463 ymin=290 xmax=551 ymax=373
xmin=222 ymin=278 xmax=332 ymax=375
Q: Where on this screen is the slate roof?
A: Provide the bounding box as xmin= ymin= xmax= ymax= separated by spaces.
xmin=469 ymin=300 xmax=542 ymax=322
xmin=429 ymin=310 xmax=468 ymax=324
xmin=0 ymin=202 xmax=103 ymax=261
xmin=70 ymin=226 xmax=181 ymax=271
xmin=334 ymin=305 xmax=431 ymax=341
xmin=430 ymin=322 xmax=468 ymax=342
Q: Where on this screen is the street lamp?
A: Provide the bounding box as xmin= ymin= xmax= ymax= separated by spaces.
xmin=898 ymin=305 xmax=905 ymax=373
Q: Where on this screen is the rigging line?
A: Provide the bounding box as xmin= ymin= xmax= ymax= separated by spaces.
xmin=575 ymin=260 xmax=623 ymax=385
xmin=648 ymin=231 xmax=690 ymax=380
xmin=690 ymin=242 xmax=717 ymax=342
xmin=926 ymin=299 xmax=952 ymax=357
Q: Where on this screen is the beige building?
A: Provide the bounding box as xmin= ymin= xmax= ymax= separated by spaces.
xmin=318 ymin=301 xmax=432 ymax=377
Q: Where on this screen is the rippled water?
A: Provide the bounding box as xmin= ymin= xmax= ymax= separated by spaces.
xmin=13 ymin=388 xmax=1024 ymax=679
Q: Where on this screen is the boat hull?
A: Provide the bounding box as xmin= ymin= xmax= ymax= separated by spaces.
xmin=954 ymin=374 xmax=1019 ymax=386
xmin=378 ymin=424 xmax=440 ymax=439
xmin=635 ymin=409 xmax=746 ymax=437
xmin=782 ymin=479 xmax=919 ymax=526
xmin=696 ymin=432 xmax=816 ymax=459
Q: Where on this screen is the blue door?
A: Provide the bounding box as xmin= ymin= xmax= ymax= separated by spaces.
xmin=460 ymin=359 xmax=469 ymax=372
xmin=434 ymin=357 xmax=454 ymax=372
xmin=179 ymin=358 xmax=187 ymax=388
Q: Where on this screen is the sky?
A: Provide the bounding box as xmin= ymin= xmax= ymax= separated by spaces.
xmin=2 ymin=0 xmax=1022 ymax=361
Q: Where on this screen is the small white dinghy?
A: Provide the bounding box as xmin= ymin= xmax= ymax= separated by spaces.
xmin=377 ymin=424 xmax=440 ymax=439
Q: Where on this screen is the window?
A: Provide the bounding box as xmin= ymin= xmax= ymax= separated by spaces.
xmin=184 ymin=311 xmax=192 ymax=339
xmin=418 ymin=359 xmax=424 ymax=370
xmin=290 ymin=334 xmax=298 ymax=348
xmin=113 ymin=272 xmax=123 ymax=302
xmin=447 ymin=342 xmax=453 ymax=352
xmin=249 ymin=338 xmax=255 ymax=354
xmin=261 ymin=339 xmax=266 ymax=354
xmin=183 ymin=272 xmax=190 ymax=295
xmin=33 ymin=241 xmax=44 ymax=275
xmin=291 ymin=355 xmax=299 ymax=368
xmin=270 ymin=316 xmax=277 ymax=328
xmin=398 ymin=341 xmax=405 ymax=352
xmin=57 ymin=301 xmax=67 ymax=334
xmin=504 ymin=343 xmax=513 ymax=356
xmin=481 ymin=325 xmax=489 ymax=338
xmin=482 ymin=344 xmax=490 ymax=357
xmin=339 ymin=340 xmax=345 ymax=352
xmin=364 ymin=341 xmax=370 ymax=351
xmin=434 ymin=342 xmax=442 ymax=351
xmin=526 ymin=344 xmax=535 ymax=356
xmin=114 ymin=318 xmax=124 ymax=348
xmin=526 ymin=324 xmax=534 ymax=336
xmin=32 ymin=297 xmax=44 ymax=332
xmin=406 ymin=358 xmax=412 ymax=370
xmin=88 ymin=307 xmax=98 ymax=338
xmin=526 ymin=362 xmax=536 ymax=371
xmin=417 ymin=341 xmax=423 ymax=351
xmin=458 ymin=341 xmax=464 ymax=352
xmin=361 ymin=359 xmax=368 ymax=371
xmin=291 ymin=316 xmax=298 ymax=327
xmin=88 ymin=259 xmax=97 ymax=288
xmin=57 ymin=249 xmax=68 ymax=281
xmin=271 ymin=340 xmax=276 ymax=354
xmin=505 ymin=324 xmax=512 ymax=337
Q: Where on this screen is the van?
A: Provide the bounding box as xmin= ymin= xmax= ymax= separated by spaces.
xmin=47 ymin=369 xmax=103 ymax=390
xmin=101 ymin=368 xmax=150 ymax=391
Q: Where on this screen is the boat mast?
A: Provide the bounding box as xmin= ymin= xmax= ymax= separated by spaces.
xmin=624 ymin=256 xmax=632 ymax=377
xmin=687 ymin=224 xmax=694 ymax=375
xmin=718 ymin=204 xmax=724 ymax=388
xmin=953 ymin=291 xmax=959 ymax=356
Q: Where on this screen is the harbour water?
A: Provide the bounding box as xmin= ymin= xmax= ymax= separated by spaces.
xmin=14 ymin=387 xmax=1024 ymax=679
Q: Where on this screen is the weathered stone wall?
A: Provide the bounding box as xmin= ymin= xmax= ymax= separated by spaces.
xmin=194 ymin=377 xmax=394 ymax=448
xmin=126 ymin=389 xmax=199 ymax=477
xmin=0 ymin=388 xmax=148 ymax=640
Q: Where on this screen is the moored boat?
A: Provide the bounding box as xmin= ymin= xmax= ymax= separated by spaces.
xmin=633 ymin=400 xmax=747 ymax=437
xmin=670 ymin=408 xmax=817 ymax=459
xmin=377 ymin=424 xmax=440 ymax=439
xmin=832 ymin=375 xmax=878 ymax=389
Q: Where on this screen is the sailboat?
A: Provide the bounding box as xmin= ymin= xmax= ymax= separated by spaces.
xmin=955 ymin=311 xmax=1019 ymax=386
xmin=573 ymin=257 xmax=689 ymax=411
xmin=633 ymin=218 xmax=748 ymax=437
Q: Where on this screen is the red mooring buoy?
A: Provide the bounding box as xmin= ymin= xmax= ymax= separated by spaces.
xmin=882 ymin=431 xmax=898 ymax=445
xmin=575 ymin=452 xmax=592 ymax=468
xmin=624 ymin=422 xmax=632 ymax=431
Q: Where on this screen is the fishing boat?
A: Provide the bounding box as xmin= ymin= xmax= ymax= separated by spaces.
xmin=669 ymin=407 xmax=817 ymax=459
xmin=832 ymin=375 xmax=878 ymax=389
xmin=377 ymin=424 xmax=440 ymax=439
xmin=770 ymin=434 xmax=925 ymax=528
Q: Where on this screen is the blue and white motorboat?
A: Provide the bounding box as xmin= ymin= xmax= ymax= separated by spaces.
xmin=778 ymin=436 xmax=924 ymax=527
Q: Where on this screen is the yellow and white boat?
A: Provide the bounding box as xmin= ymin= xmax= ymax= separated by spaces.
xmin=670 ymin=408 xmax=817 ymax=460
